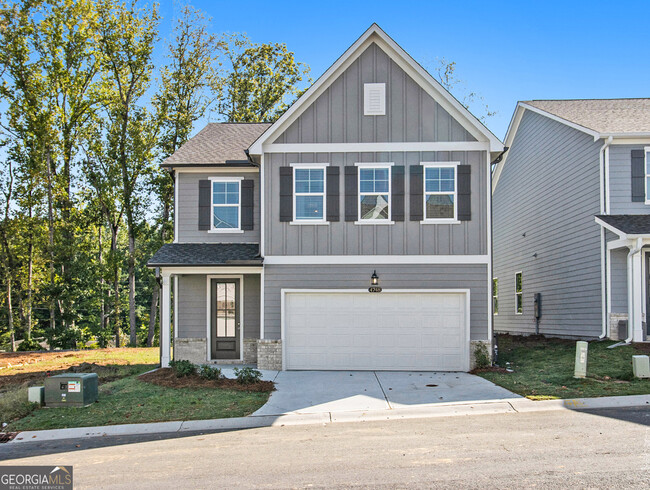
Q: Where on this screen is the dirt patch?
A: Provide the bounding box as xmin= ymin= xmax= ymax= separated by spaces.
xmin=470 ymin=366 xmax=510 ymax=375
xmin=633 ymin=343 xmax=650 ymax=354
xmin=139 ymin=368 xmax=275 ymax=393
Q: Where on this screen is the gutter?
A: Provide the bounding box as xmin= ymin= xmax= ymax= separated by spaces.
xmin=598 ymin=136 xmax=613 ymax=339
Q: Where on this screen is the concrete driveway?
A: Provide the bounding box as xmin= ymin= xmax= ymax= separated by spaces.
xmin=251 ymin=371 xmax=521 ymax=416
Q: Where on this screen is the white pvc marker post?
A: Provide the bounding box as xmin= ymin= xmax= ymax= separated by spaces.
xmin=574 ymin=341 xmax=588 ymax=379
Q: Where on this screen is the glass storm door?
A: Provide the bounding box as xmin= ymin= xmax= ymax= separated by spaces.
xmin=211 ymin=279 xmax=240 ymax=359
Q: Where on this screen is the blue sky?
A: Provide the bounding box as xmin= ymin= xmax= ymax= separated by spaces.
xmin=157 ymin=0 xmax=650 ymax=140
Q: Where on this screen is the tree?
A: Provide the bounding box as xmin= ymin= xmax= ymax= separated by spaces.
xmin=96 ymin=0 xmax=159 ymax=346
xmin=431 ymin=57 xmax=495 ymax=122
xmin=216 ymin=34 xmax=310 ymax=123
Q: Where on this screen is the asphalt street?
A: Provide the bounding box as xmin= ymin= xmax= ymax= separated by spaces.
xmin=2 ymin=407 xmax=650 ymax=488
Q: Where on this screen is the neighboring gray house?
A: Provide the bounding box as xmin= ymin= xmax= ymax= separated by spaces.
xmin=149 ymin=24 xmax=504 ymax=371
xmin=492 ymin=99 xmax=650 ymax=343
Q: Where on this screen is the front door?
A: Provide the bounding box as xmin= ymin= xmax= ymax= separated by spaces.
xmin=211 ymin=279 xmax=240 ymax=359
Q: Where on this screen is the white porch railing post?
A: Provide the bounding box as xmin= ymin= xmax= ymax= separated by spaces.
xmin=161 ymin=273 xmax=172 ymax=367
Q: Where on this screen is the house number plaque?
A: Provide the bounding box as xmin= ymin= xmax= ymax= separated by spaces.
xmin=368 ymin=286 xmax=382 ymax=293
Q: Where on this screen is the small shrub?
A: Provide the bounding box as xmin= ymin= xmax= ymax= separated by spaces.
xmin=169 ymin=359 xmax=195 ymax=377
xmin=16 ymin=338 xmax=42 ymax=352
xmin=233 ymin=367 xmax=262 ymax=385
xmin=474 ymin=343 xmax=491 ymax=369
xmin=197 ymin=365 xmax=222 ymax=380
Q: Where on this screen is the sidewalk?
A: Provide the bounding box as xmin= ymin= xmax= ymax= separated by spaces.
xmin=9 ymin=393 xmax=650 ymax=444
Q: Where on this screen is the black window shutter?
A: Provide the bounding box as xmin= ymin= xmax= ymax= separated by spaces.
xmin=198 ymin=180 xmax=211 ymax=230
xmin=344 ymin=166 xmax=358 ymax=222
xmin=631 ymin=149 xmax=645 ymax=202
xmin=409 ymin=165 xmax=423 ymax=221
xmin=392 ymin=166 xmax=405 ymax=221
xmin=457 ymin=165 xmax=472 ymax=221
xmin=326 ymin=166 xmax=340 ymax=222
xmin=279 ymin=167 xmax=293 ymax=222
xmin=241 ymin=179 xmax=254 ymax=230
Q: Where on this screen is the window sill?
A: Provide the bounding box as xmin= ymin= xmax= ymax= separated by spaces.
xmin=208 ymin=229 xmax=245 ymax=234
xmin=290 ymin=220 xmax=330 ymax=226
xmin=420 ymin=219 xmax=461 ymax=225
xmin=354 ymin=220 xmax=395 ymax=225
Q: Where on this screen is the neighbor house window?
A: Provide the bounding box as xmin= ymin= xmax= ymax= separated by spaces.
xmin=645 ymin=147 xmax=650 ymax=203
xmin=423 ymin=163 xmax=457 ymax=221
xmin=358 ymin=164 xmax=391 ymax=222
xmin=293 ymin=165 xmax=326 ymax=222
xmin=211 ymin=178 xmax=241 ymax=230
xmin=515 ymin=272 xmax=523 ymax=314
xmin=493 ymin=278 xmax=498 ymax=315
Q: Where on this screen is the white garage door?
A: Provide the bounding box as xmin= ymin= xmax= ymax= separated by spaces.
xmin=283 ymin=291 xmax=469 ymax=371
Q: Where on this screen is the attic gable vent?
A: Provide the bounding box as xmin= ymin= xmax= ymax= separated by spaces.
xmin=364 ymin=83 xmax=386 ymax=116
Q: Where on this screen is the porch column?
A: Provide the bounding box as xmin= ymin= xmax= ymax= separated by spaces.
xmin=160 ymin=273 xmax=172 ymax=367
xmin=632 ymin=250 xmax=645 ymax=342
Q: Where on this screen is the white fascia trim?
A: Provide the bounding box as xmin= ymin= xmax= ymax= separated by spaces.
xmin=607 ymin=238 xmax=631 ymax=250
xmin=493 ymin=102 xmax=602 ymax=192
xmin=159 ymin=266 xmax=263 ymax=275
xmin=602 ymin=132 xmax=650 ymax=139
xmin=248 ymin=24 xmax=503 ymax=155
xmin=263 ymin=142 xmax=490 ymax=154
xmin=595 ymin=216 xmax=627 ymax=239
xmin=264 ymin=255 xmax=489 ymax=265
xmin=290 ymin=162 xmax=331 ymax=167
xmin=610 ymin=138 xmax=650 ymax=145
xmin=173 ymin=167 xmax=259 ymax=173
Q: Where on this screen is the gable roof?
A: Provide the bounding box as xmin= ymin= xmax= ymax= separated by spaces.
xmin=492 ymin=98 xmax=650 ymax=192
xmin=248 ymin=24 xmax=503 ymax=155
xmin=162 ymin=123 xmax=271 ymax=168
xmin=525 ymin=99 xmax=650 ymax=135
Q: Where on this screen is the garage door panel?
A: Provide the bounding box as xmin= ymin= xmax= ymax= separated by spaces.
xmin=284 ymin=292 xmax=468 ymax=371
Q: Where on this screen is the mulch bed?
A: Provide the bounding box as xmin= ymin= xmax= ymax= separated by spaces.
xmin=139 ymin=368 xmax=275 ymax=393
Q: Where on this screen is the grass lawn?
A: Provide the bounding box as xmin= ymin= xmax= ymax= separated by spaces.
xmin=1 ymin=348 xmax=270 ymax=431
xmin=477 ymin=335 xmax=650 ymax=400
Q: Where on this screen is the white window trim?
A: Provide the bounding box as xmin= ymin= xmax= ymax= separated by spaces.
xmin=208 ymin=176 xmax=244 ymax=234
xmin=420 ymin=162 xmax=459 ymax=224
xmin=515 ymin=271 xmax=523 ymax=315
xmin=493 ymin=277 xmax=498 ymax=316
xmin=644 ymin=147 xmax=650 ymax=204
xmin=356 ymin=162 xmax=392 ymax=224
xmin=291 ymin=163 xmax=328 ymax=224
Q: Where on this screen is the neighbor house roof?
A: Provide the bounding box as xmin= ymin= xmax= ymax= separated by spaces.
xmin=524 ymin=99 xmax=650 ymax=135
xmin=162 ymin=123 xmax=271 ymax=167
xmin=148 ymin=243 xmax=262 ymax=267
xmin=595 ymin=215 xmax=650 ymax=236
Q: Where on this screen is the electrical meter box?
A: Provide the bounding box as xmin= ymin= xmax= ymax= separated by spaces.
xmin=44 ymin=373 xmax=98 ymax=407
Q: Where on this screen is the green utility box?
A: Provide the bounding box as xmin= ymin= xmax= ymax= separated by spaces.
xmin=44 ymin=373 xmax=98 ymax=407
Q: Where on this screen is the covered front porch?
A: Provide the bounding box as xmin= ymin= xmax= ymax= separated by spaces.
xmin=148 ymin=243 xmax=265 ymax=368
xmin=597 ymin=215 xmax=650 ymax=342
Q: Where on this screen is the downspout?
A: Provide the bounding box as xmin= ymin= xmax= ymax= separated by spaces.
xmin=599 ymin=136 xmax=613 ymax=339
xmin=625 ymin=237 xmax=643 ymax=344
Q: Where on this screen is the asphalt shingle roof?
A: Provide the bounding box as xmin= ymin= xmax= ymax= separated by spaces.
xmin=162 ymin=123 xmax=271 ymax=167
xmin=596 ymin=215 xmax=650 ymax=235
xmin=524 ymin=99 xmax=650 ymax=134
xmin=148 ymin=243 xmax=262 ymax=267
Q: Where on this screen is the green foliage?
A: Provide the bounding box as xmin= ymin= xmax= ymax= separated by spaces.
xmin=169 ymin=359 xmax=195 ymax=378
xmin=0 ymin=387 xmax=38 ymax=426
xmin=233 ymin=366 xmax=263 ymax=385
xmin=16 ymin=337 xmax=42 ymax=351
xmin=197 ymin=364 xmax=222 ymax=380
xmin=473 ymin=343 xmax=491 ymax=369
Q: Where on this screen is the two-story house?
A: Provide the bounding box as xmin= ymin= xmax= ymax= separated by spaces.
xmin=149 ymin=24 xmax=504 ymax=371
xmin=492 ymin=99 xmax=650 ymax=343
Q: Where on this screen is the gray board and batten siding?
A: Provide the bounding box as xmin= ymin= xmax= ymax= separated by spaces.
xmin=274 ymin=43 xmax=476 ymax=145
xmin=176 ymin=274 xmax=260 ymax=340
xmin=176 ymin=171 xmax=260 ymax=244
xmin=492 ymin=109 xmax=603 ymax=338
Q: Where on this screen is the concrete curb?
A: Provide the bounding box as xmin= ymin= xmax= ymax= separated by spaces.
xmin=9 ymin=394 xmax=650 ymax=444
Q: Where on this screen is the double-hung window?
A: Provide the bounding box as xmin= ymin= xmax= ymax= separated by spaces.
xmin=492 ymin=278 xmax=498 ymax=315
xmin=293 ymin=165 xmax=326 ymax=223
xmin=211 ymin=178 xmax=241 ymax=231
xmin=422 ymin=163 xmax=457 ymax=221
xmin=645 ymin=147 xmax=650 ymax=203
xmin=357 ymin=164 xmax=391 ymax=222
xmin=515 ymin=272 xmax=523 ymax=314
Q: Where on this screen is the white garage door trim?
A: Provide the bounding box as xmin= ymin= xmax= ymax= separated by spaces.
xmin=280 ymin=288 xmax=471 ymax=371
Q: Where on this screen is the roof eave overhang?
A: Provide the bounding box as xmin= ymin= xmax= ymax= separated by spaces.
xmin=248 ymin=24 xmax=503 ymax=156
xmin=147 ymin=261 xmax=263 ymax=269
xmin=594 ymin=216 xmax=650 ymax=240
